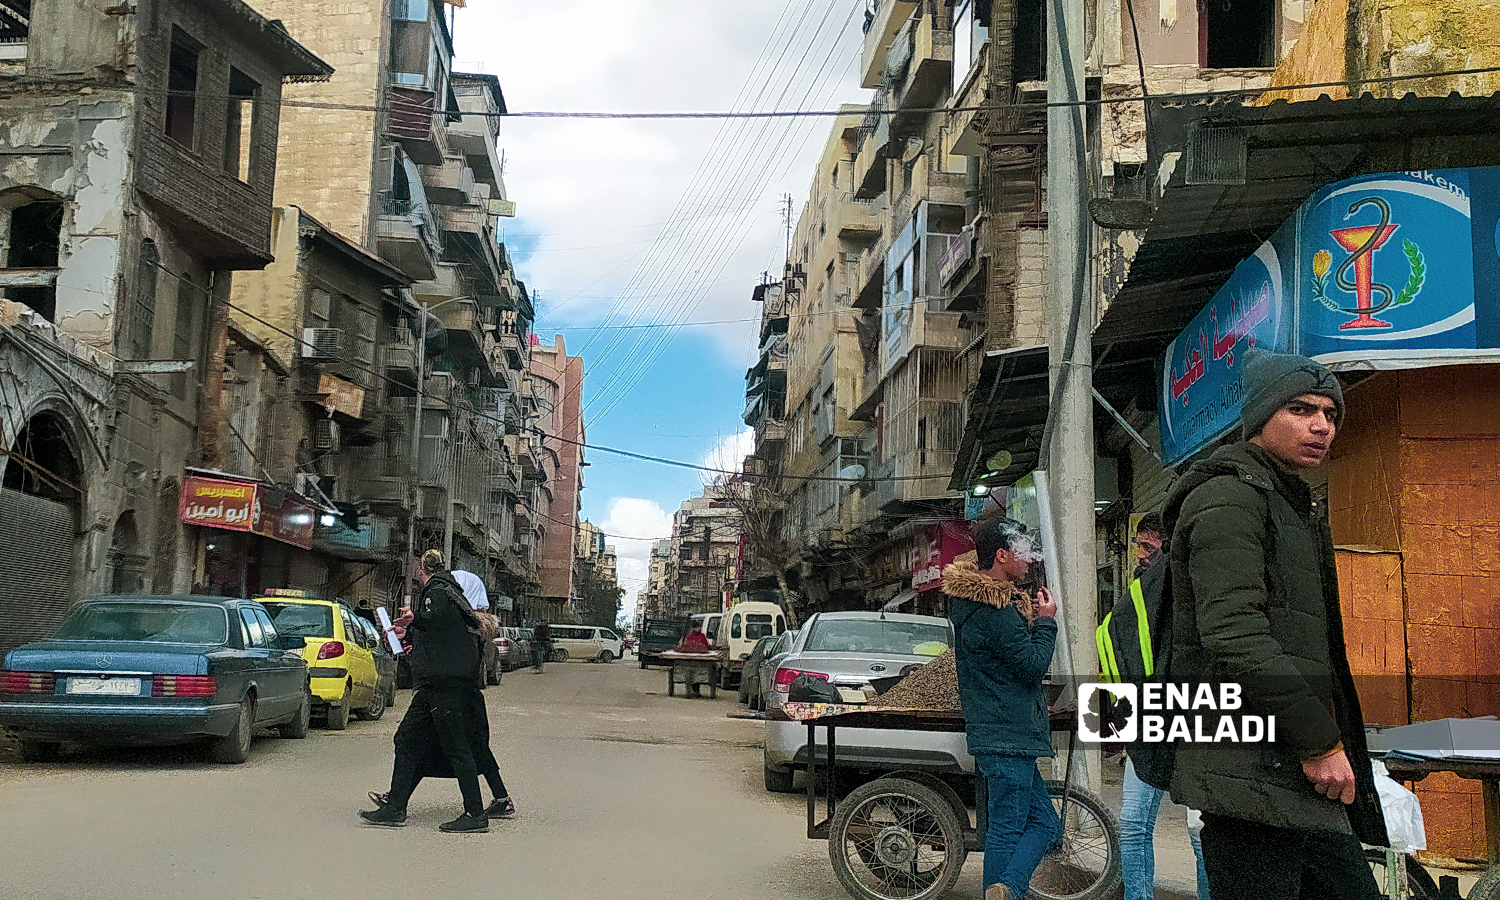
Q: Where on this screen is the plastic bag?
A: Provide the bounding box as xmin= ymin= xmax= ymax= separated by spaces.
xmin=1372 ymin=760 xmax=1427 ymax=853
xmin=788 ymin=674 xmax=843 ymax=704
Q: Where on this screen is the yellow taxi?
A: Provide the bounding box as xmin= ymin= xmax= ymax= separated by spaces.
xmin=258 ymin=591 xmax=388 ymax=730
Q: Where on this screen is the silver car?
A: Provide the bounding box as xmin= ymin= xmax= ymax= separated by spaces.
xmin=755 ymin=628 xmax=799 ymax=712
xmin=762 ymin=611 xmax=970 ymax=793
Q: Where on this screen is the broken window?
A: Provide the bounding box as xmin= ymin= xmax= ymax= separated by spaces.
xmin=3 ymin=197 xmax=62 ymax=321
xmin=129 ymin=240 xmax=159 ymax=360
xmin=165 ymin=26 xmax=202 ymax=149
xmin=1013 ymin=0 xmax=1044 ymax=83
xmin=1200 ymin=0 xmax=1277 ymax=68
xmin=0 ymin=0 xmax=28 ymax=43
xmin=223 ymin=68 xmax=260 ymax=181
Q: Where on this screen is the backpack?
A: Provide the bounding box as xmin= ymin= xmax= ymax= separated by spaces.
xmin=1093 ymin=554 xmax=1178 ymax=791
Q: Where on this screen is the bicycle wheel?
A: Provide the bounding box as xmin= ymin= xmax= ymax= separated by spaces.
xmin=828 ymin=777 xmax=967 ymax=900
xmin=1364 ymin=847 xmax=1442 ymax=899
xmin=1027 ymin=781 xmax=1121 ymax=900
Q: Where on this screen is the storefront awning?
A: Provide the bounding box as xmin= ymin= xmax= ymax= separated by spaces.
xmin=1096 ymin=91 xmax=1500 ymax=355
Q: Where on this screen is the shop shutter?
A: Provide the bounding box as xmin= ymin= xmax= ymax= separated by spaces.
xmin=0 ymin=488 xmax=76 ymax=659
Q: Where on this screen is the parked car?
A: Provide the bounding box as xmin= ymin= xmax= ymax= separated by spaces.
xmin=762 ymin=611 xmax=962 ymax=792
xmin=755 ymin=628 xmax=799 ymax=712
xmin=737 ymin=635 xmax=780 ymax=707
xmin=259 ymin=594 xmax=387 ymax=727
xmin=349 ymin=614 xmax=398 ymax=710
xmin=689 ymin=611 xmax=723 ymax=644
xmin=637 ymin=617 xmax=686 ymax=669
xmin=494 ymin=627 xmax=531 ymax=672
xmin=714 ymin=601 xmax=787 ymax=689
xmin=0 ymin=596 xmax=311 ymax=763
xmin=547 ymin=624 xmax=624 ymax=663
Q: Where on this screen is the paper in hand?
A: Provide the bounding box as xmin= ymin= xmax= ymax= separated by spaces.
xmin=376 ymin=607 xmax=404 ymax=655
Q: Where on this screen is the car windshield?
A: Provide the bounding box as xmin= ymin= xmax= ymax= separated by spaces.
xmin=260 ymin=602 xmax=334 ymax=649
xmin=803 ymin=619 xmax=953 ymax=656
xmin=744 ymin=613 xmax=775 ymax=640
xmin=54 ymin=602 xmax=229 ymax=644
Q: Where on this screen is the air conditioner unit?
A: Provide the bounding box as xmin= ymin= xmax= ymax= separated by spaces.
xmin=302 ymin=327 xmax=344 ymax=360
xmin=313 ymin=418 xmax=341 ymax=451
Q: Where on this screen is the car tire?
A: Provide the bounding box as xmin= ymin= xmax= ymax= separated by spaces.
xmin=326 ymin=683 xmax=351 ymax=731
xmin=764 ymin=760 xmax=796 ymax=793
xmin=638 ymin=657 xmax=647 ymax=669
xmin=356 ymin=679 xmax=387 ymax=721
xmin=212 ymin=697 xmax=254 ymax=764
xmin=279 ymin=684 xmax=312 ymax=738
xmin=598 ymin=650 xmax=614 ymax=664
xmin=18 ymin=740 xmax=61 ymax=763
xmin=738 ymin=679 xmax=750 ymax=704
xmin=551 ymin=648 xmax=568 ymax=663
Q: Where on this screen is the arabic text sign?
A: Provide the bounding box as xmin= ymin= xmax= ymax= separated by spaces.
xmin=179 ymin=476 xmax=315 ymax=549
xmin=180 ymin=477 xmax=257 ymax=531
xmin=1159 ymin=236 xmax=1292 ymax=463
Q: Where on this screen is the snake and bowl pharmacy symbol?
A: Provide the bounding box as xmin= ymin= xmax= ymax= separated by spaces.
xmin=1310 ymin=196 xmax=1425 ymax=330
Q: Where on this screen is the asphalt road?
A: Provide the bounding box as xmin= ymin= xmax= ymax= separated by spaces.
xmin=0 ymin=655 xmax=990 ymax=900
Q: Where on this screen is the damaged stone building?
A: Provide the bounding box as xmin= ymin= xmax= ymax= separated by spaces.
xmin=0 ymin=0 xmax=331 ymax=657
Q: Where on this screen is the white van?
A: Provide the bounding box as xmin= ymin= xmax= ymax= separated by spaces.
xmin=548 ymin=624 xmax=625 ymax=663
xmin=689 ymin=612 xmax=723 ymax=645
xmin=715 ymin=601 xmax=787 ymax=688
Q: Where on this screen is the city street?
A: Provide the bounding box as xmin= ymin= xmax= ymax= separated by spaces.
xmin=0 ymin=657 xmax=986 ymax=900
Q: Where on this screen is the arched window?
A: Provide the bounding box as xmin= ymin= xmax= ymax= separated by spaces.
xmin=129 ymin=240 xmax=159 ymax=360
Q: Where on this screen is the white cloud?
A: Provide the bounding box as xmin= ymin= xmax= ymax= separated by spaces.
xmin=701 ymin=428 xmax=756 ymax=477
xmin=600 ymin=497 xmax=673 ymax=608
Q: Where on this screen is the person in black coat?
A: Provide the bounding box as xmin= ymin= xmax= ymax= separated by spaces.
xmin=361 ymin=550 xmax=491 ymax=833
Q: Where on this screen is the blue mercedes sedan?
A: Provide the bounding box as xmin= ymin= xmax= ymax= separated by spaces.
xmin=0 ymin=596 xmax=311 ymax=763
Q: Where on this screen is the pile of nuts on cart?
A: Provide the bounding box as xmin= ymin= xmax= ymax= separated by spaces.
xmin=868 ymin=650 xmax=961 ymax=710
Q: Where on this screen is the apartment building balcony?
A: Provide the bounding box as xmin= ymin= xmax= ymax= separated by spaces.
xmin=432 ymin=298 xmax=492 ymax=370
xmin=891 ymin=12 xmax=953 ymax=117
xmin=382 ymin=328 xmax=419 ymax=390
xmin=837 ymin=193 xmax=884 ymax=243
xmin=419 ymin=156 xmax=475 ymax=207
xmin=386 ymin=86 xmax=448 ymax=166
xmin=497 ymin=327 xmax=527 ymax=370
xmin=853 ymin=112 xmax=891 ymax=200
xmin=861 ymin=0 xmax=919 ymax=89
xmin=353 ymin=474 xmax=408 ymax=512
xmin=376 ymin=198 xmax=440 ymax=283
xmin=755 ymin=415 xmax=788 ymax=447
xmin=412 ymin=261 xmax=464 ymax=306
xmin=852 ymin=245 xmax=886 ymax=309
xmin=422 ymin=372 xmax=455 ymax=410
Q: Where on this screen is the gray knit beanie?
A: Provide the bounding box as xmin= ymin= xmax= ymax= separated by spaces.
xmin=1239 ymin=348 xmax=1344 ymax=439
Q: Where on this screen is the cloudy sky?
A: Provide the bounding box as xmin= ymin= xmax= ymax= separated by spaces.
xmin=451 ymin=2 xmax=870 ymax=615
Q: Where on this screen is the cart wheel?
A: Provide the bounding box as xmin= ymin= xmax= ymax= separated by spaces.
xmin=1364 ymin=848 xmax=1442 ymax=899
xmin=829 ymin=777 xmax=967 ymax=900
xmin=1469 ymin=866 xmax=1500 ymax=900
xmin=1026 ymin=781 xmax=1121 ymax=900
xmin=709 ymin=677 xmax=717 ymax=700
xmin=667 ymin=669 xmax=675 ymax=697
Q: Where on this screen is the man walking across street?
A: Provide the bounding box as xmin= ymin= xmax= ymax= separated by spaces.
xmin=944 ymin=516 xmax=1062 ymax=900
xmin=361 ymin=550 xmax=490 ymax=833
xmin=1163 ymin=348 xmax=1387 ymax=898
xmin=530 ymin=620 xmax=552 ymax=674
xmin=1098 ymin=514 xmax=1209 ymax=900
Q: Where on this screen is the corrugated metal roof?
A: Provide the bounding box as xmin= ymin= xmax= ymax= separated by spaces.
xmin=1096 ymin=91 xmax=1500 ymax=349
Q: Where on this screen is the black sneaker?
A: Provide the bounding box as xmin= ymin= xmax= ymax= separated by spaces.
xmin=484 ymin=796 xmax=516 ymax=819
xmin=359 ymin=806 xmax=407 ymax=827
xmin=438 ymin=812 xmax=489 ymax=833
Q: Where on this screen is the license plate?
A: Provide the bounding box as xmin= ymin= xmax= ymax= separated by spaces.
xmin=67 ymin=677 xmax=142 ymax=696
xmin=837 ymin=687 xmax=869 ymax=704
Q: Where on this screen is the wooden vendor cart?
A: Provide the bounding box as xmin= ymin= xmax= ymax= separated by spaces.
xmin=660 ymin=650 xmax=725 ymax=698
xmin=770 ymin=702 xmax=1120 ymax=900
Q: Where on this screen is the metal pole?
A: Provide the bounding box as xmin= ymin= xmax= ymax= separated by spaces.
xmin=1045 ymin=0 xmax=1100 ymax=795
xmin=404 ymin=302 xmax=427 ymax=606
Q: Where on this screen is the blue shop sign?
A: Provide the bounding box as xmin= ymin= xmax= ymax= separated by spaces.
xmin=1160 ymin=166 xmax=1500 ymax=464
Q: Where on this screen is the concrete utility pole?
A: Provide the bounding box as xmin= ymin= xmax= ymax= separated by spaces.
xmin=1045 ymin=0 xmax=1100 ymax=794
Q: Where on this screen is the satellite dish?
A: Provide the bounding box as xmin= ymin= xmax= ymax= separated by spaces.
xmin=837 ymin=464 xmax=867 ymax=482
xmin=985 ymin=450 xmax=1013 ymax=471
xmin=901 ymin=138 xmax=924 ymax=164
